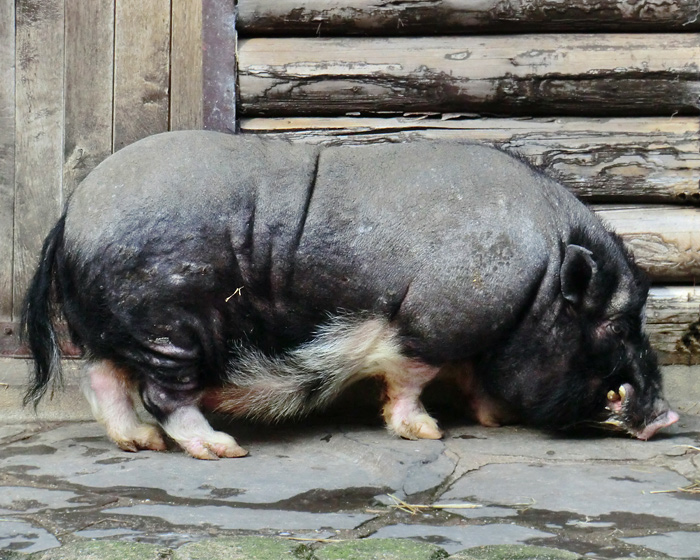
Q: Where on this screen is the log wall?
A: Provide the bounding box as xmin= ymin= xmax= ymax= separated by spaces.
xmin=236 ymin=1 xmax=700 ymax=364
xmin=2 ymin=0 xmax=700 ymax=365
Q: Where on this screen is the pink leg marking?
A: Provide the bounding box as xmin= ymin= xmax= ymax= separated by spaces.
xmin=381 ymin=359 xmax=443 ymax=440
xmin=81 ymin=361 xmax=167 ymax=452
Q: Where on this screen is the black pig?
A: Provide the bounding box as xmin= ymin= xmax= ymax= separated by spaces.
xmin=23 ymin=131 xmax=678 ymax=459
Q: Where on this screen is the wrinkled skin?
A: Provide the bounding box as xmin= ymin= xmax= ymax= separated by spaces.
xmin=23 ymin=131 xmax=678 ymax=458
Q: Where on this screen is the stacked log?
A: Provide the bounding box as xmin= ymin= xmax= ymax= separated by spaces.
xmin=229 ymin=1 xmax=700 ymax=363
xmin=237 ymin=35 xmax=700 ymax=117
xmin=237 ymin=0 xmax=700 ymax=36
xmin=240 ymin=117 xmax=700 ymax=204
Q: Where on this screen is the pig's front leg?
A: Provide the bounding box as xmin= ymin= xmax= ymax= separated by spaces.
xmin=454 ymin=363 xmax=517 ymax=428
xmin=381 ymin=359 xmax=443 ymax=440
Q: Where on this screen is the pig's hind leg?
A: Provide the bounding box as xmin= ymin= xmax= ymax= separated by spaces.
xmin=140 ymin=376 xmax=248 ymax=460
xmin=81 ymin=360 xmax=167 ymax=452
xmin=158 ymin=405 xmax=248 ymax=460
xmin=83 ymin=360 xmax=247 ymax=459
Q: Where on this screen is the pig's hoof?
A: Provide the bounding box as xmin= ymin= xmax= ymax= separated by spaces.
xmin=391 ymin=413 xmax=443 ymax=440
xmin=474 ymin=412 xmax=502 ymax=428
xmin=470 ymin=400 xmax=508 ymax=427
xmin=111 ymin=424 xmax=167 ymax=453
xmin=182 ymin=432 xmax=248 ymax=460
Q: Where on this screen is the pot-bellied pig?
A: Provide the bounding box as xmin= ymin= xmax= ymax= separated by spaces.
xmin=22 ymin=131 xmax=679 ymax=459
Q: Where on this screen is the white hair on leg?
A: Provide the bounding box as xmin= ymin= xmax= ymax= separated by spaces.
xmin=81 ymin=360 xmax=166 ymax=452
xmin=160 ymin=405 xmax=247 ymax=460
xmin=208 ymin=315 xmax=403 ymax=421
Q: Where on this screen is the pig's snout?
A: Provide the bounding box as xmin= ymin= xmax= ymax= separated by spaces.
xmin=605 ymin=383 xmax=679 ymax=440
xmin=635 ymin=408 xmax=680 ymax=441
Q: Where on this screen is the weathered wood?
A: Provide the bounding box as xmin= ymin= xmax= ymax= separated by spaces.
xmin=238 ymin=35 xmax=700 ymax=118
xmin=1 ymin=321 xmax=82 ymax=358
xmin=238 ymin=0 xmax=700 ymax=36
xmin=202 ymin=0 xmax=237 ymax=132
xmin=594 ymin=206 xmax=700 ymax=283
xmin=0 ymin=0 xmax=15 ymax=320
xmin=113 ymin=0 xmax=171 ymax=151
xmin=241 ymin=116 xmax=700 ymax=205
xmin=3 ymin=285 xmax=700 ymax=365
xmin=13 ymin=0 xmax=64 ymax=318
xmin=647 ymin=286 xmax=700 ymax=365
xmin=64 ymin=0 xmax=114 ymax=197
xmin=171 ymin=0 xmax=203 ymax=130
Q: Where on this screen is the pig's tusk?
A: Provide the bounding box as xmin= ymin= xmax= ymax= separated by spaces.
xmin=618 ymin=385 xmax=627 ymax=403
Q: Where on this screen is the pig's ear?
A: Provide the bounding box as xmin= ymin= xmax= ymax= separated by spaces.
xmin=561 ymin=244 xmax=598 ymax=307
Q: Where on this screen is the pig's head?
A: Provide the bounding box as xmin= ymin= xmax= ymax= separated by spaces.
xmin=480 ymin=233 xmax=679 ymax=440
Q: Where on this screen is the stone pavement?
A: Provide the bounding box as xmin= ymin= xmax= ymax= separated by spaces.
xmin=0 ymin=363 xmax=698 ymax=559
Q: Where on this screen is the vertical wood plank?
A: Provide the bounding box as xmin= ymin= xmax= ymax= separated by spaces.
xmin=171 ymin=0 xmax=203 ymax=130
xmin=13 ymin=0 xmax=65 ymax=318
xmin=0 ymin=0 xmax=15 ymax=320
xmin=202 ymin=0 xmax=236 ymax=132
xmin=113 ymin=0 xmax=171 ymax=151
xmin=63 ymin=0 xmax=115 ymax=197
